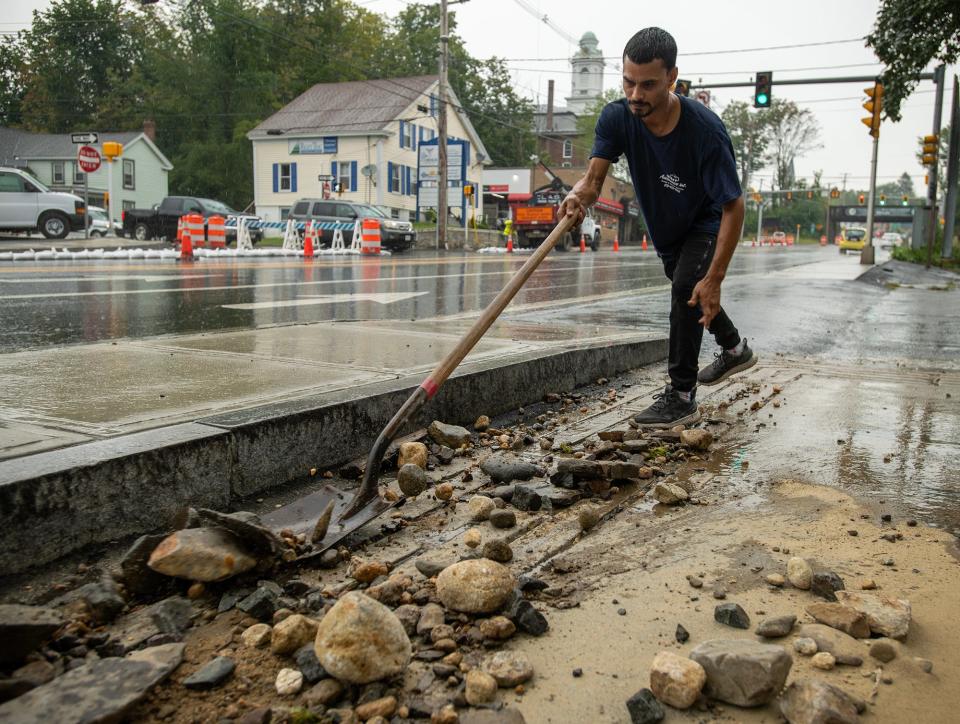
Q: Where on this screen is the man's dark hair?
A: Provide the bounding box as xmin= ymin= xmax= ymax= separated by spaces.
xmin=623 ymin=27 xmax=677 ymax=70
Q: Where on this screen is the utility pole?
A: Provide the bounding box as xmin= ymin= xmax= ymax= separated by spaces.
xmin=436 ymin=0 xmax=449 ymax=250
xmin=860 ymin=80 xmax=884 ymax=265
xmin=942 ymin=75 xmax=959 ymax=260
xmin=925 ymin=65 xmax=946 ymax=267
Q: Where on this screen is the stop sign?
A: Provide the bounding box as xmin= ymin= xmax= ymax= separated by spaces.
xmin=77 ymin=145 xmax=101 ymax=173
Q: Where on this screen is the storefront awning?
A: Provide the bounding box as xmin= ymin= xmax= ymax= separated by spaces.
xmin=507 ymin=193 xmax=532 ymax=202
xmin=595 ymin=197 xmax=624 ymax=215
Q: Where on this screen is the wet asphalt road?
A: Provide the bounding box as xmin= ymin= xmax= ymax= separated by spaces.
xmin=0 ymin=246 xmax=827 ymax=353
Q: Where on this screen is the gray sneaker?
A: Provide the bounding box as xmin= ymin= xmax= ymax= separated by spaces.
xmin=698 ymin=339 xmax=757 ymax=386
xmin=633 ymin=386 xmax=700 ymax=428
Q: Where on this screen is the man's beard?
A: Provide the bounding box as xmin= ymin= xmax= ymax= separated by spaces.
xmin=629 ymin=101 xmax=654 ymax=118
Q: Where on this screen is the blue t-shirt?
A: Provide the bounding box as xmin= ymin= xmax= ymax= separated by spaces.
xmin=591 ymin=95 xmax=742 ymax=249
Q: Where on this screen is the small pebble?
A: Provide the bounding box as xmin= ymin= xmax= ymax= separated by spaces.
xmin=572 ymin=668 xmax=583 ymax=677
xmin=794 ymin=638 xmax=818 ymax=656
xmin=811 ymin=652 xmax=836 ymax=670
xmin=617 ymin=608 xmax=627 ymax=616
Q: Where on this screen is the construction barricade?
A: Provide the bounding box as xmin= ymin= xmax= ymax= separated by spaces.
xmin=360 ymin=218 xmax=381 ymax=255
xmin=185 ymin=213 xmax=206 ymax=248
xmin=208 ymin=216 xmax=226 ymax=249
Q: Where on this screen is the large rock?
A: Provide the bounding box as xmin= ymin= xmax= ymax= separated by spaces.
xmin=835 ymin=591 xmax=911 ymax=640
xmin=556 ymin=458 xmax=604 ymax=480
xmin=756 ymin=615 xmax=797 ymax=639
xmin=119 ymin=534 xmax=172 ymax=597
xmin=147 ymin=527 xmax=257 ymax=582
xmin=0 ymin=644 xmax=183 ymax=723
xmin=397 ymin=464 xmax=429 ymax=497
xmin=468 ymin=495 xmax=496 ymax=521
xmin=805 ymin=603 xmax=869 ymax=638
xmin=76 ymin=580 xmax=126 ymax=625
xmin=271 ymin=614 xmax=319 ymax=656
xmin=778 ymin=680 xmax=864 ymax=724
xmin=465 ymin=670 xmax=498 ymax=705
xmin=689 ymin=639 xmax=792 ymax=707
xmin=149 ymin=596 xmax=193 ymax=636
xmin=398 ymin=442 xmax=428 ymax=470
xmin=0 ymin=605 xmax=63 ymax=666
xmin=183 ymin=657 xmax=235 ymax=690
xmin=796 ymin=624 xmax=864 ymax=661
xmin=626 ymin=688 xmax=665 ymax=723
xmin=679 ymin=429 xmax=713 ymax=451
xmin=436 ymin=560 xmax=516 ymax=614
xmin=652 ymin=483 xmax=688 ymax=505
xmin=313 ymin=592 xmax=411 ymax=684
xmin=429 ymin=421 xmax=471 ymax=448
xmin=195 ymin=508 xmax=283 ymax=559
xmin=811 ymin=571 xmax=845 ymax=602
xmin=648 ymin=651 xmax=705 ymax=709
xmin=483 ymin=650 xmax=533 ymax=687
xmin=787 ymin=558 xmax=813 ymax=590
xmin=480 ymin=455 xmax=538 ymax=484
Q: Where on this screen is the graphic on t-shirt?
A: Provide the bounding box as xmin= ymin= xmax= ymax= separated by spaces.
xmin=659 ymin=173 xmax=686 ymax=194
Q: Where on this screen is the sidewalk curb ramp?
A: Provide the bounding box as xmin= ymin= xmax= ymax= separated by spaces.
xmin=0 ymin=336 xmax=666 ymax=576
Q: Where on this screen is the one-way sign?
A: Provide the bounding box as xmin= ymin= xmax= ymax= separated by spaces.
xmin=71 ymin=132 xmax=99 ymax=144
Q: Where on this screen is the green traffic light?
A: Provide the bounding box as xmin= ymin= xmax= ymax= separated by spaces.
xmin=757 ymin=93 xmax=768 ymax=105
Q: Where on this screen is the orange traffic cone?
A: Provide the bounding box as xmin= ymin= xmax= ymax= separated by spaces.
xmin=506 ymin=236 xmax=513 ymax=253
xmin=580 ymin=234 xmax=587 ymax=253
xmin=304 ymin=233 xmax=314 ymax=258
xmin=613 ymin=234 xmax=620 ymax=252
xmin=180 ymin=229 xmax=193 ymax=260
xmin=641 ymin=234 xmax=648 ymax=251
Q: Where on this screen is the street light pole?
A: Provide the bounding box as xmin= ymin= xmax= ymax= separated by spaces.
xmin=436 ymin=0 xmax=449 ymax=250
xmin=861 ymin=134 xmax=878 ymax=265
xmin=925 ymin=65 xmax=946 ymax=267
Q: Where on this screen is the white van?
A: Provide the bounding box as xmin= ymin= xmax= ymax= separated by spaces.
xmin=0 ymin=167 xmax=86 ymax=239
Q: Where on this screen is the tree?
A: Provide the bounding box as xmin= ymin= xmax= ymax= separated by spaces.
xmin=896 ymin=172 xmax=915 ymax=197
xmin=575 ymin=89 xmax=628 ymax=180
xmin=721 ymin=100 xmax=771 ymax=190
xmin=867 ymin=0 xmax=960 ymax=122
xmin=764 ymin=100 xmax=821 ymax=191
xmin=0 ymin=37 xmax=25 ymax=126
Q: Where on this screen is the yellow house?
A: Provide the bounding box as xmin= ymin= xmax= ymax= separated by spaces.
xmin=247 ymin=75 xmax=489 ymax=230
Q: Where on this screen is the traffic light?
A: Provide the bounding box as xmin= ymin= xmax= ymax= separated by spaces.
xmin=921 ymin=135 xmax=939 ymax=166
xmin=786 ymin=190 xmax=793 ymax=201
xmin=861 ymin=82 xmax=883 ymax=138
xmin=858 ymin=193 xmax=865 ymax=204
xmin=806 ymin=190 xmax=814 ymax=200
xmin=879 ymin=194 xmax=886 ymax=205
xmin=675 ymin=79 xmax=691 ymax=97
xmin=830 ymin=188 xmax=840 ymax=200
xmin=463 ymin=184 xmax=473 ymax=197
xmin=901 ymin=195 xmax=909 ymax=206
xmin=754 ymin=71 xmax=772 ymax=108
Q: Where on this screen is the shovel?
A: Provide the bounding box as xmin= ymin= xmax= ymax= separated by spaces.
xmin=338 ymin=214 xmax=578 ymax=522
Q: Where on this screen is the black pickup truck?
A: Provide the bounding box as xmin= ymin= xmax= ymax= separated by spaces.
xmin=121 ymin=196 xmax=263 ymax=245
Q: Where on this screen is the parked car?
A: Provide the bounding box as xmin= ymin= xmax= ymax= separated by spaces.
xmin=839 ymin=226 xmax=867 ymax=254
xmin=0 ymin=166 xmax=86 ymax=239
xmin=86 ymin=206 xmax=121 ymax=238
xmin=121 ymin=196 xmax=263 ymax=246
xmin=771 ymin=230 xmax=787 ymax=245
xmin=289 ymin=199 xmax=415 ymax=251
xmin=880 ymin=231 xmax=904 ymax=249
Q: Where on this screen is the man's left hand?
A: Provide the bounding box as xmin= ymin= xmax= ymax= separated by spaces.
xmin=688 ymin=275 xmax=722 ymax=327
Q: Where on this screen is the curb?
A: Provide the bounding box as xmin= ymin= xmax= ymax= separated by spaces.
xmin=0 ymin=336 xmax=667 ymax=576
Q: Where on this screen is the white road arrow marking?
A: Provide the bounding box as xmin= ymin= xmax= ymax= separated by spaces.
xmin=221 ymin=291 xmax=429 ymax=310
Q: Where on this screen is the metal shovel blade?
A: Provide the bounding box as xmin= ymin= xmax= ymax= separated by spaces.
xmin=261 ymin=484 xmax=394 ymax=557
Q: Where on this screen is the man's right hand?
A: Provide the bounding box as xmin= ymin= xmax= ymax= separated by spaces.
xmin=558 ymin=194 xmax=585 ymax=225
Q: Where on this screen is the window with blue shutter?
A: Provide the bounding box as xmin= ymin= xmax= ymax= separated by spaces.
xmin=350 ymin=161 xmax=357 ymax=192
xmin=410 ymin=123 xmax=416 ymax=150
xmin=272 ymin=163 xmax=279 ymax=192
xmin=387 ymin=162 xmax=394 ymax=194
xmin=331 ymin=161 xmax=338 ymax=191
xmin=430 ymin=94 xmax=437 ymax=117
xmin=291 ymin=163 xmax=297 ymax=193
xmin=399 ymin=120 xmax=406 ymax=148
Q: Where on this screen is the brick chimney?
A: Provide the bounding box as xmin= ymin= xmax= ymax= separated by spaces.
xmin=546 ymin=80 xmax=554 ymax=131
xmin=143 ymin=119 xmax=156 ymax=142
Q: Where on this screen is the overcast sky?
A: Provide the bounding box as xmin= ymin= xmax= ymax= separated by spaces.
xmin=7 ymin=0 xmax=955 ymax=194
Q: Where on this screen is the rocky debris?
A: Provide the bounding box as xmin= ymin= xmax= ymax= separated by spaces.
xmin=416 ymin=554 xmax=457 ymax=579
xmin=805 ymin=603 xmax=870 ymax=638
xmin=482 ymin=539 xmax=513 ymax=563
xmin=465 ymin=669 xmax=499 ymax=705
xmin=479 ymin=616 xmax=516 ymax=641
xmin=304 ymin=678 xmax=344 ymax=707
xmin=464 ymin=528 xmax=483 ymax=548
xmin=511 ymin=485 xmax=542 ymax=512
xmin=600 ymin=461 xmax=641 ymax=480
xmin=399 ymin=442 xmax=429 ymax=469
xmin=437 ymin=560 xmax=515 ymax=614
xmin=811 ymin=652 xmax=836 ymax=670
xmin=429 ymin=421 xmax=472 ymax=448
xmin=274 ymin=668 xmax=303 ymax=696
xmin=433 ymin=704 xmax=459 ymax=723
xmin=469 ymin=495 xmax=496 ymax=521
xmin=0 ymin=604 xmax=63 ymax=665
xmin=149 ymin=596 xmax=193 ymax=636
xmin=183 ymin=656 xmax=236 ymax=690
xmin=756 ymin=614 xmax=797 ymax=638
xmin=356 ymin=695 xmax=397 ymax=720
xmin=119 ymin=533 xmax=172 ymax=597
xmin=797 ymin=624 xmax=864 ymax=660
xmin=679 ymin=429 xmax=713 ymax=450
xmin=675 ymin=624 xmax=690 ymax=644
xmin=787 ymin=558 xmax=813 ymax=590
xmin=474 ymin=415 xmax=491 ymax=431
xmin=811 ymin=571 xmax=845 ymax=601
xmin=483 ymin=650 xmax=533 ymax=687
xmin=0 ymin=644 xmax=184 ymax=723
xmin=778 ymin=680 xmax=864 ymax=724
xmin=435 ymin=483 xmax=455 ymax=501
xmin=350 ymin=559 xmax=389 ymax=584
xmin=578 ymin=506 xmax=600 ymax=531
xmin=835 ymin=591 xmax=911 ymax=640
xmin=319 ymin=549 xmax=341 ymax=569
xmin=398 ymin=464 xmax=430 ymax=497
xmin=714 ymin=603 xmax=750 ymax=629
xmin=313 ymin=592 xmax=411 ymax=684
xmin=869 ymin=639 xmax=898 ymax=663
xmin=794 ymin=638 xmax=818 ymax=655
xmin=147 ymin=527 xmax=257 ymax=582
xmin=648 ymin=650 xmax=706 ymax=709
xmin=914 ymin=657 xmax=934 ymax=673
xmin=480 ymin=455 xmax=538 ymax=484
xmin=237 ymin=586 xmax=279 ymax=621
xmin=489 ymin=509 xmax=517 ymax=529
xmin=623 ymin=688 xmax=665 ymax=724
xmin=271 ymin=614 xmax=319 ymax=656
xmin=556 ymin=458 xmax=604 ymax=480
xmin=240 ymin=623 xmax=271 ymax=648
xmin=652 ymin=482 xmax=688 ymax=505
xmin=765 ymin=573 xmax=786 ymax=588
xmin=690 ymin=639 xmax=792 ymax=707
xmin=10 ymin=660 xmax=57 ymax=689
xmin=367 ymin=574 xmax=414 ymax=607
xmin=76 ymin=579 xmax=126 ymax=625
xmin=311 ymin=500 xmax=336 ymax=543
xmin=392 ymin=605 xmax=421 ymax=637
xmin=505 ymin=597 xmax=549 ymax=637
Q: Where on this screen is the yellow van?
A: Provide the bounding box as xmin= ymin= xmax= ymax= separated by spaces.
xmin=839 ymin=227 xmax=867 ymax=253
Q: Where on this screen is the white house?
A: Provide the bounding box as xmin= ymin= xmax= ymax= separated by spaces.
xmin=0 ymin=122 xmax=172 ymax=221
xmin=247 ymin=75 xmax=489 ymax=228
